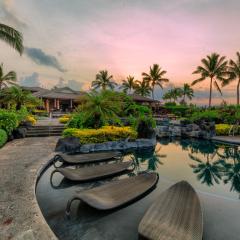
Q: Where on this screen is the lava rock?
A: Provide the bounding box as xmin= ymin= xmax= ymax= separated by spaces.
xmin=55 ymin=137 xmax=81 ymax=153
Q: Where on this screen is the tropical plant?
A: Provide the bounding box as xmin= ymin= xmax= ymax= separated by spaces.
xmin=134 ymin=80 xmax=152 ymax=97
xmin=181 ymin=83 xmax=194 ymax=103
xmin=222 ymin=52 xmax=240 ymax=105
xmin=76 ymin=90 xmax=122 ymax=128
xmin=121 ymin=75 xmax=136 ymax=94
xmin=0 ymin=63 xmax=17 ymax=90
xmin=142 ymin=64 xmax=169 ymax=100
xmin=0 ymin=86 xmax=41 ymax=110
xmin=192 ymin=53 xmax=229 ymax=107
xmin=0 ymin=23 xmax=23 ymax=55
xmin=91 ymin=70 xmax=117 ymax=90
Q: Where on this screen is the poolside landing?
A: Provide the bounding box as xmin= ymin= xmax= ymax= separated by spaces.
xmin=0 ymin=137 xmax=59 ymax=240
xmin=212 ymin=136 xmax=240 ymax=145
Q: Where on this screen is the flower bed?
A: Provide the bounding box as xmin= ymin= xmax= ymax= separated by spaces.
xmin=63 ymin=126 xmax=137 ymax=144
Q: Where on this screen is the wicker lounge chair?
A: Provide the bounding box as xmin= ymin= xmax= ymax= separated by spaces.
xmin=53 ymin=151 xmax=122 ymax=167
xmin=138 ymin=181 xmax=203 ymax=240
xmin=66 ymin=172 xmax=158 ymax=215
xmin=50 ymin=160 xmax=134 ymax=184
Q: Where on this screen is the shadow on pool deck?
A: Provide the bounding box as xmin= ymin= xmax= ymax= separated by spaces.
xmin=0 ymin=137 xmax=59 ymax=240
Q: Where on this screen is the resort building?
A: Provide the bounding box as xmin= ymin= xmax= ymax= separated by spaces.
xmin=22 ymin=86 xmax=160 ymax=113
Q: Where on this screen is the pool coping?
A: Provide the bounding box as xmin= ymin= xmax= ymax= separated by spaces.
xmin=33 ymin=153 xmax=58 ymax=240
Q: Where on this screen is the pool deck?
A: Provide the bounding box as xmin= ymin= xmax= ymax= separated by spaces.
xmin=212 ymin=136 xmax=240 ymax=145
xmin=0 ymin=137 xmax=59 ymax=240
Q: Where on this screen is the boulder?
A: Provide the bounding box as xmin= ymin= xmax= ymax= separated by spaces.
xmin=55 ymin=137 xmax=81 ymax=153
xmin=11 ymin=127 xmax=27 ymax=139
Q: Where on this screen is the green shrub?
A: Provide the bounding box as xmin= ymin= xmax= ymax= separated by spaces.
xmin=0 ymin=110 xmax=18 ymax=135
xmin=164 ymin=105 xmax=189 ymax=117
xmin=63 ymin=126 xmax=137 ymax=144
xmin=190 ymin=110 xmax=219 ymax=123
xmin=0 ymin=129 xmax=7 ymax=148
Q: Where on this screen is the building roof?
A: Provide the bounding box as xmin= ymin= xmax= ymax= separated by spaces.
xmin=24 ymin=86 xmax=86 ymax=100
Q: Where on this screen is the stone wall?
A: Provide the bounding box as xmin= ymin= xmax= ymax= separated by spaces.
xmin=155 ymin=120 xmax=215 ymax=139
xmin=56 ymin=137 xmax=156 ymax=153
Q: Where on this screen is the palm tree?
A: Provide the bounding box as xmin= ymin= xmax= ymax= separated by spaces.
xmin=142 ymin=64 xmax=169 ymax=100
xmin=134 ymin=80 xmax=152 ymax=97
xmin=192 ymin=53 xmax=229 ymax=107
xmin=0 ymin=86 xmax=41 ymax=110
xmin=79 ymin=90 xmax=121 ymax=128
xmin=91 ymin=70 xmax=117 ymax=90
xmin=0 ymin=23 xmax=23 ymax=55
xmin=0 ymin=63 xmax=17 ymax=90
xmin=163 ymin=87 xmax=182 ymax=103
xmin=222 ymin=52 xmax=240 ymax=105
xmin=121 ymin=75 xmax=136 ymax=94
xmin=182 ymin=83 xmax=194 ymax=103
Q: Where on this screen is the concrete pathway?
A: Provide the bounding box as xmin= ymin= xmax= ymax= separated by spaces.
xmin=36 ymin=118 xmax=64 ymax=126
xmin=212 ymin=136 xmax=240 ymax=145
xmin=0 ymin=137 xmax=59 ymax=240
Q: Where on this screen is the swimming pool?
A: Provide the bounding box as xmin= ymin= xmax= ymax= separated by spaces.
xmin=36 ymin=138 xmax=240 ymax=240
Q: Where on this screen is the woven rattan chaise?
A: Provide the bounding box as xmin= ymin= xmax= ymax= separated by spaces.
xmin=50 ymin=161 xmax=134 ymax=184
xmin=66 ymin=172 xmax=158 ymax=215
xmin=138 ymin=181 xmax=203 ymax=240
xmin=53 ymin=151 xmax=121 ymax=167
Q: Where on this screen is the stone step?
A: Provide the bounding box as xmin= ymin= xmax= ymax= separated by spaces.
xmin=26 ymin=129 xmax=63 ymax=133
xmin=28 ymin=126 xmax=64 ymax=130
xmin=26 ymin=132 xmax=62 ymax=137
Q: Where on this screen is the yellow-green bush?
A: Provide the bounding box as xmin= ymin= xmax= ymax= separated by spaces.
xmin=215 ymin=124 xmax=232 ymax=136
xmin=59 ymin=116 xmax=70 ymax=124
xmin=26 ymin=115 xmax=37 ymax=125
xmin=63 ymin=126 xmax=137 ymax=144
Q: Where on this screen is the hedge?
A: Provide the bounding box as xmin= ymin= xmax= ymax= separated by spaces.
xmin=0 ymin=110 xmax=18 ymax=135
xmin=0 ymin=129 xmax=8 ymax=148
xmin=63 ymin=126 xmax=137 ymax=144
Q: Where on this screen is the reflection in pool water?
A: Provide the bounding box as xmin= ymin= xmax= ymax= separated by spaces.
xmin=36 ymin=139 xmax=240 ymax=240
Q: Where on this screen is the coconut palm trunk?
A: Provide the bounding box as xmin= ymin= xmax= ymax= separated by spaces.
xmin=209 ymin=77 xmax=213 ymax=107
xmin=237 ymin=78 xmax=240 ymax=105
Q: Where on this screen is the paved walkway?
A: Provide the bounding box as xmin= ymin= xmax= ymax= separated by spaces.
xmin=0 ymin=137 xmax=59 ymax=240
xmin=212 ymin=136 xmax=240 ymax=145
xmin=36 ymin=118 xmax=64 ymax=126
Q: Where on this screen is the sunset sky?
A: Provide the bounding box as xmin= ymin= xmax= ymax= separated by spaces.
xmin=1 ymin=0 xmax=240 ymax=105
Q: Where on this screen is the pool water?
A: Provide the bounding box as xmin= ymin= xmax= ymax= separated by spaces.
xmin=36 ymin=138 xmax=240 ymax=240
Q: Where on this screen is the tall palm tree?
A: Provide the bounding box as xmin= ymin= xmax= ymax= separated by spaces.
xmin=134 ymin=80 xmax=152 ymax=97
xmin=0 ymin=63 xmax=17 ymax=90
xmin=121 ymin=75 xmax=136 ymax=94
xmin=222 ymin=52 xmax=240 ymax=105
xmin=182 ymin=83 xmax=194 ymax=103
xmin=0 ymin=23 xmax=23 ymax=55
xmin=142 ymin=64 xmax=169 ymax=100
xmin=192 ymin=53 xmax=229 ymax=107
xmin=163 ymin=88 xmax=182 ymax=103
xmin=91 ymin=70 xmax=117 ymax=90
